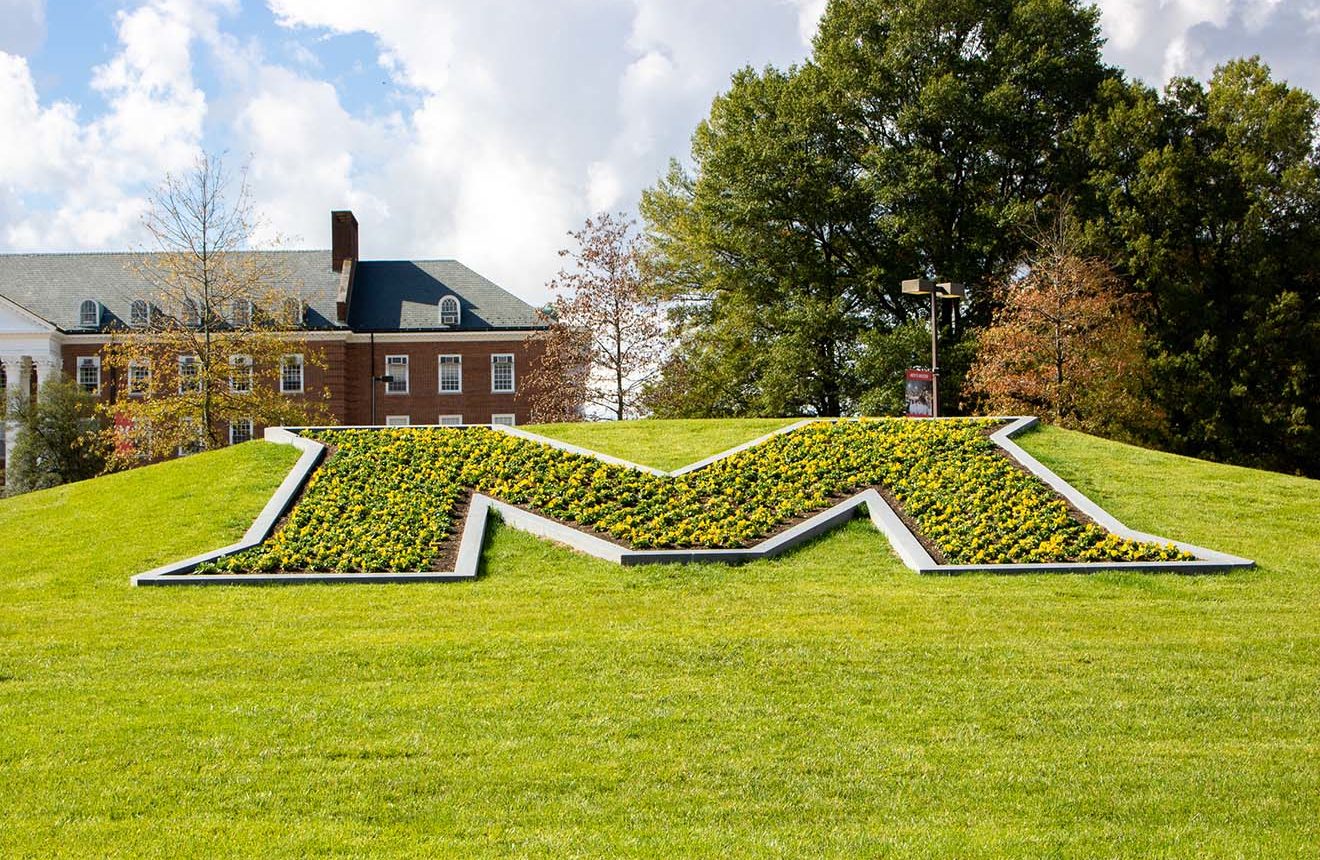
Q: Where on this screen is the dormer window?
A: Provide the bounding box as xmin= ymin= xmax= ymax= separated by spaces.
xmin=181 ymin=298 xmax=200 ymax=328
xmin=130 ymin=299 xmax=150 ymax=328
xmin=439 ymin=295 xmax=460 ymax=326
xmin=79 ymin=300 xmax=100 ymax=329
xmin=282 ymin=297 xmax=304 ymax=327
xmin=230 ymin=299 xmax=252 ymax=328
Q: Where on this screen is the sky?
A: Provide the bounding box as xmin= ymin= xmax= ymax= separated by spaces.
xmin=2 ymin=0 xmax=1319 ymax=304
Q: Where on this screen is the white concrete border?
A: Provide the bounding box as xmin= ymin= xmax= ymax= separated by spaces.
xmin=132 ymin=418 xmax=1254 ymax=586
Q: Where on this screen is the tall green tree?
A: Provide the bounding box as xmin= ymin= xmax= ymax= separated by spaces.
xmin=1076 ymin=58 xmax=1320 ymax=474
xmin=642 ymin=0 xmax=1111 ymax=416
xmin=815 ymin=0 xmax=1111 ymax=326
xmin=644 ymin=64 xmax=882 ymax=416
xmin=5 ymin=376 xmax=106 ymax=496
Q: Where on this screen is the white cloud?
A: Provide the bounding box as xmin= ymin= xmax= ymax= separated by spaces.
xmin=260 ymin=0 xmax=811 ymax=301
xmin=235 ymin=66 xmax=393 ymax=249
xmin=791 ymin=0 xmax=828 ymax=45
xmin=0 ymin=51 xmax=79 ymax=188
xmin=7 ymin=0 xmax=1315 ymax=305
xmin=1093 ymin=0 xmax=1320 ymax=92
xmin=0 ymin=0 xmax=228 ymax=250
xmin=0 ymin=0 xmax=45 ymax=57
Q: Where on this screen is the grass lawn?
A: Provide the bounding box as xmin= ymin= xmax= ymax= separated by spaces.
xmin=1 ymin=420 xmax=1318 ymax=857
xmin=525 ymin=417 xmax=798 ymax=471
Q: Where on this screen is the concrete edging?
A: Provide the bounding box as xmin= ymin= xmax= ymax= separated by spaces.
xmin=131 ymin=417 xmax=1254 ymax=586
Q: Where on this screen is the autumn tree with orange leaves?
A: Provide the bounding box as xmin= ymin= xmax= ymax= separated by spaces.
xmin=964 ymin=216 xmax=1162 ymax=442
xmin=528 ymin=213 xmax=666 ymax=422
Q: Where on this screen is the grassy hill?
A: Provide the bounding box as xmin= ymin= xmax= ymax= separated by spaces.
xmin=1 ymin=420 xmax=1317 ymax=858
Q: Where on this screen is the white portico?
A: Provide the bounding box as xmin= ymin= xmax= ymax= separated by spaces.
xmin=0 ymin=295 xmax=64 ymax=472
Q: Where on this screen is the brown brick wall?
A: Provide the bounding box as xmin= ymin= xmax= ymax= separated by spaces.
xmin=344 ymin=337 xmax=545 ymax=426
xmin=59 ymin=332 xmax=544 ymax=432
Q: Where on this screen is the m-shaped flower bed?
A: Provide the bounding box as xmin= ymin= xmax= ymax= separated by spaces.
xmin=200 ymin=419 xmax=1191 ymax=574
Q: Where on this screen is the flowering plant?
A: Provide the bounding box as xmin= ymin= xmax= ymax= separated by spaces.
xmin=202 ymin=420 xmax=1192 ymax=573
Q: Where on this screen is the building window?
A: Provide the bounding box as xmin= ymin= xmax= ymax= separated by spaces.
xmin=79 ymin=300 xmax=99 ymax=328
xmin=178 ymin=355 xmax=201 ymax=393
xmin=283 ymin=297 xmax=303 ymax=327
xmin=229 ymin=355 xmax=253 ymax=393
xmin=385 ymin=415 xmax=411 ymax=427
xmin=178 ymin=419 xmax=205 ymax=456
xmin=491 ymin=353 xmax=515 ymax=393
xmin=130 ymin=299 xmax=150 ymax=328
xmin=281 ymin=354 xmax=304 ymax=394
xmin=75 ymin=356 xmax=101 ymax=393
xmin=127 ymin=361 xmax=150 ymax=395
xmin=491 ymin=413 xmax=516 ymax=427
xmin=230 ymin=299 xmax=252 ymax=328
xmin=438 ymin=354 xmax=462 ymax=393
xmin=229 ymin=418 xmax=254 ymax=445
xmin=438 ymin=414 xmax=463 ymax=426
xmin=439 ymin=295 xmax=460 ymax=326
xmin=385 ymin=355 xmax=409 ymax=393
xmin=181 ymin=298 xmax=200 ymax=328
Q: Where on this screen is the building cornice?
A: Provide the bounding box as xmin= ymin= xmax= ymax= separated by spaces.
xmin=58 ymin=328 xmax=541 ymax=346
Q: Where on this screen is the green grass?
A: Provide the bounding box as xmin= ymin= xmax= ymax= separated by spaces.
xmin=526 ymin=417 xmax=798 ymax=470
xmin=2 ymin=420 xmax=1318 ymax=857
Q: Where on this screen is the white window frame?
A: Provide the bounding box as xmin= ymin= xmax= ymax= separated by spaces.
xmin=229 ymin=354 xmax=253 ymax=394
xmin=491 ymin=353 xmax=515 ymax=393
xmin=385 ymin=415 xmax=411 ymax=427
xmin=230 ymin=299 xmax=253 ymax=328
xmin=127 ymin=361 xmax=150 ymax=396
xmin=177 ymin=418 xmax=205 ymax=457
xmin=181 ymin=298 xmax=200 ymax=328
xmin=438 ymin=354 xmax=462 ymax=394
xmin=438 ymin=296 xmax=460 ymax=326
xmin=76 ymin=356 xmax=101 ymax=393
xmin=130 ymin=299 xmax=150 ymax=328
xmin=229 ymin=417 xmax=254 ymax=446
xmin=283 ymin=297 xmax=304 ymax=327
xmin=280 ymin=354 xmax=304 ymax=394
xmin=438 ymin=414 xmax=463 ymax=426
xmin=79 ymin=300 xmax=99 ymax=329
xmin=491 ymin=413 xmax=516 ymax=427
xmin=385 ymin=354 xmax=409 ymax=394
xmin=178 ymin=355 xmax=201 ymax=394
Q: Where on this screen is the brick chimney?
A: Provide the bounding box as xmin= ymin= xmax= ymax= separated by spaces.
xmin=331 ymin=210 xmax=359 ymax=273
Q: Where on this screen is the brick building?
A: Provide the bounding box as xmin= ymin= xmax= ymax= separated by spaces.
xmin=0 ymin=211 xmax=547 ymax=478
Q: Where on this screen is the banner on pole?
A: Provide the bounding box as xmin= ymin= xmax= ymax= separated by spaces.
xmin=904 ymin=369 xmax=935 ymax=418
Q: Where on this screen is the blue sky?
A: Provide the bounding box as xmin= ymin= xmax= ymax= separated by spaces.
xmin=3 ymin=0 xmax=1319 ymax=302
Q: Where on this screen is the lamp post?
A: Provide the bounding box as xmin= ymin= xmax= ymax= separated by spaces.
xmin=901 ymin=278 xmax=965 ymax=417
xmin=370 ymin=374 xmax=394 ymax=426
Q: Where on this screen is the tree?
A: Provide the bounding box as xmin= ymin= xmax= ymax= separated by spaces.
xmin=854 ymin=321 xmax=976 ymax=417
xmin=963 ymin=213 xmax=1160 ymax=441
xmin=100 ymin=153 xmax=329 ymax=466
xmin=5 ymin=376 xmax=107 ymax=496
xmin=1075 ymin=58 xmax=1320 ymax=473
xmin=641 ymin=0 xmax=1112 ymax=417
xmin=527 ymin=213 xmax=666 ymax=422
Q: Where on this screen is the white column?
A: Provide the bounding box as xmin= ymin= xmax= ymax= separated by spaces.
xmin=2 ymin=356 xmax=28 ymax=476
xmin=33 ymin=357 xmax=55 ymax=399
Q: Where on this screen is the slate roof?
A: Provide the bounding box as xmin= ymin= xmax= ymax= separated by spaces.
xmin=0 ymin=251 xmax=542 ymax=333
xmin=348 ymin=260 xmax=543 ymax=332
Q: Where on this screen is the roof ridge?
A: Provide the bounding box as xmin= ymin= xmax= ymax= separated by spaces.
xmin=0 ymin=248 xmax=331 ymax=258
xmin=358 ymin=258 xmax=462 ymax=264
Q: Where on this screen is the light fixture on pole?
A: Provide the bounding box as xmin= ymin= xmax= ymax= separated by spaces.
xmin=901 ymin=278 xmax=965 ymax=417
xmin=370 ymin=374 xmax=394 ymax=426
